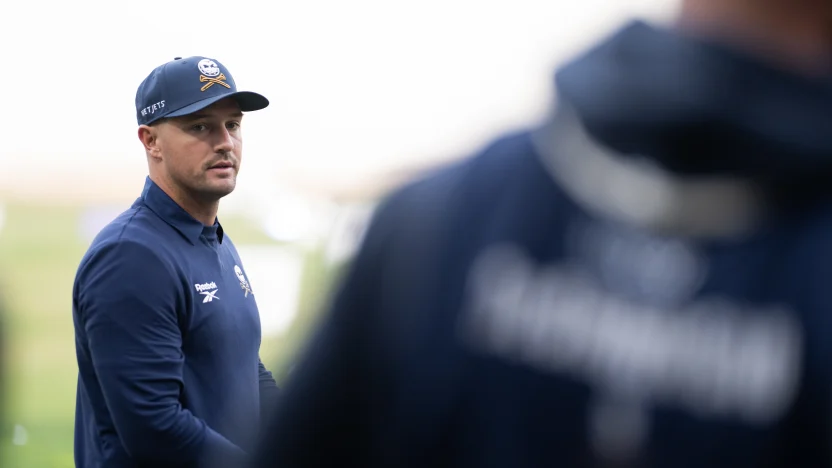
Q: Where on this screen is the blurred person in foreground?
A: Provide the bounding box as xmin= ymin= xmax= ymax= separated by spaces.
xmin=72 ymin=56 xmax=279 ymax=468
xmin=253 ymin=0 xmax=832 ymax=466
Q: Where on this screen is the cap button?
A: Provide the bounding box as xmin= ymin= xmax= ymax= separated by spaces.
xmin=174 ymin=57 xmax=182 ymax=60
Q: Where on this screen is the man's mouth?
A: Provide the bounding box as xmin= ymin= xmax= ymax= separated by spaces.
xmin=209 ymin=162 xmax=234 ymax=170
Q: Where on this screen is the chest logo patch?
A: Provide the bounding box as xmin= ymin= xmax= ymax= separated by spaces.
xmin=195 ymin=281 xmax=220 ymax=303
xmin=234 ymin=265 xmax=253 ymax=297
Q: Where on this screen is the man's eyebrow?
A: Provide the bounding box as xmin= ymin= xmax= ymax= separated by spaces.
xmin=179 ymin=113 xmax=208 ymax=121
xmin=180 ymin=111 xmax=244 ymax=121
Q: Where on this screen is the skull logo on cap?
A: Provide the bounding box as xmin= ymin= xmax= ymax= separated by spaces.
xmin=198 ymin=59 xmax=221 ymax=77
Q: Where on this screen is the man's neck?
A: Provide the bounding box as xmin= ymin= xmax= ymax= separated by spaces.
xmin=150 ymin=174 xmax=219 ymax=226
xmin=675 ymin=0 xmax=832 ymax=77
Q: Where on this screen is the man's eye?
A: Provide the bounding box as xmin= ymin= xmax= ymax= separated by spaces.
xmin=227 ymin=122 xmax=241 ymax=130
xmin=191 ymin=124 xmax=207 ymax=131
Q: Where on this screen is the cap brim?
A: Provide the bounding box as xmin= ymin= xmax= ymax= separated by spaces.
xmin=166 ymin=91 xmax=269 ymax=118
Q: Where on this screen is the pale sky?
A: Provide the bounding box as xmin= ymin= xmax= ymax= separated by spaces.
xmin=0 ymin=0 xmax=677 ymax=201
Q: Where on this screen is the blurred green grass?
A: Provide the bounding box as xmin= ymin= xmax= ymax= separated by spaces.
xmin=0 ymin=201 xmax=339 ymax=467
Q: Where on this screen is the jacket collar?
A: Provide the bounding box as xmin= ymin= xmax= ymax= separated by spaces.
xmin=138 ymin=176 xmax=224 ymax=245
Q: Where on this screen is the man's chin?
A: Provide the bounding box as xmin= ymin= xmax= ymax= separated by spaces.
xmin=199 ymin=180 xmax=237 ymax=200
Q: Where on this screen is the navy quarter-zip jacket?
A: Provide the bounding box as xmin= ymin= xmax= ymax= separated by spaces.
xmin=73 ymin=176 xmax=279 ymax=468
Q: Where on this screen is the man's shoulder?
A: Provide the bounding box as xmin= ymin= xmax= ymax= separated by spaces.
xmin=368 ymin=131 xmax=537 ymax=247
xmin=370 ymin=130 xmax=539 ymax=235
xmin=78 ymin=204 xmax=179 ymax=277
xmin=343 ymin=129 xmax=542 ymax=277
xmin=87 ymin=201 xmax=183 ymax=251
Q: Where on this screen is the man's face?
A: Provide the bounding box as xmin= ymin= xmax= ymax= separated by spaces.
xmin=148 ymin=97 xmax=244 ymax=201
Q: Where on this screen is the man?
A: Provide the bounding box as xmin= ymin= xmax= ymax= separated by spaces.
xmin=73 ymin=56 xmax=279 ymax=468
xmin=252 ymin=0 xmax=832 ymax=466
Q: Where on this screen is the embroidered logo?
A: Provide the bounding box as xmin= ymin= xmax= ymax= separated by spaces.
xmin=234 ymin=265 xmax=253 ymax=297
xmin=197 ymin=59 xmax=230 ymax=92
xmin=195 ymin=281 xmax=220 ymax=303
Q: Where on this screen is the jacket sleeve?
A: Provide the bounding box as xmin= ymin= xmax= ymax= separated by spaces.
xmin=75 ymin=240 xmax=247 ymax=465
xmin=257 ymin=358 xmax=280 ymax=420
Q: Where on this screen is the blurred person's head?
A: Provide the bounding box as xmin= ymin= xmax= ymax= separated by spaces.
xmin=134 ymin=57 xmax=269 ymax=222
xmin=677 ymin=0 xmax=832 ymax=76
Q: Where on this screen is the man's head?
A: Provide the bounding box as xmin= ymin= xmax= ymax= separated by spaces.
xmin=677 ymin=0 xmax=832 ymax=75
xmin=135 ymin=56 xmax=268 ymax=205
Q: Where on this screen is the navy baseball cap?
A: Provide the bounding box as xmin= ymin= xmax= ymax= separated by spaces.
xmin=135 ymin=56 xmax=269 ymax=125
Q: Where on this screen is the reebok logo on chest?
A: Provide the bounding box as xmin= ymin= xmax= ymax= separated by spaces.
xmin=194 ymin=281 xmax=219 ymax=303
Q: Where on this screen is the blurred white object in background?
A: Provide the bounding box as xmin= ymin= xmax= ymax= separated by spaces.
xmin=236 ymin=245 xmax=305 ymax=337
xmin=77 ymin=206 xmax=127 ymax=244
xmin=259 ymin=193 xmax=324 ymax=245
xmin=324 ymin=203 xmax=376 ymax=267
xmin=12 ymin=424 xmax=28 ymax=446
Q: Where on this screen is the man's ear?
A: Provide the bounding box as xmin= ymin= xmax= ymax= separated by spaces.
xmin=138 ymin=124 xmax=162 ymax=160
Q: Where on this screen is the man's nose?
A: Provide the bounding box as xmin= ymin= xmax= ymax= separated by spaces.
xmin=215 ymin=127 xmax=235 ymax=153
